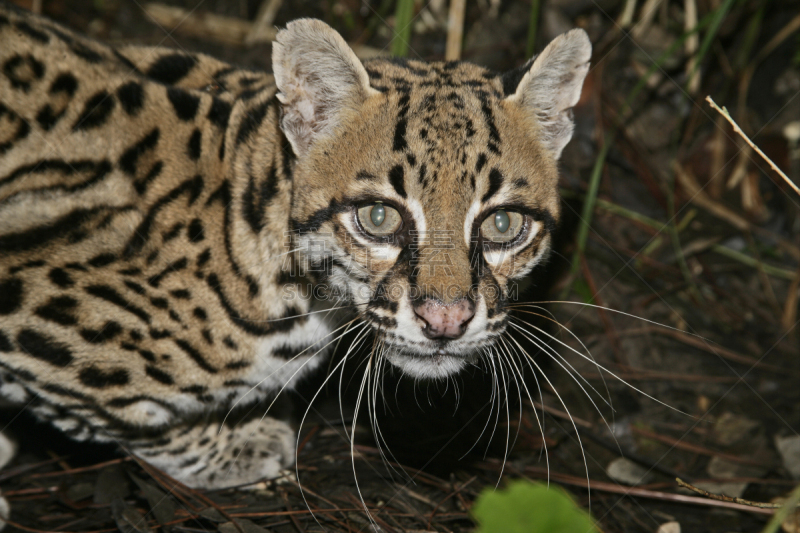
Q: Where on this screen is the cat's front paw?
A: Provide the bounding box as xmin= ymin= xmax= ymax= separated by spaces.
xmin=132 ymin=417 xmax=295 ymax=489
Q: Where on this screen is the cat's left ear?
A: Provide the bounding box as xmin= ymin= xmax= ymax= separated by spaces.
xmin=273 ymin=19 xmax=380 ymax=157
xmin=505 ymin=29 xmax=591 ymax=159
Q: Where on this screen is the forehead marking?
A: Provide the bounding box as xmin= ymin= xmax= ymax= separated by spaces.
xmin=477 ymin=92 xmax=501 ymax=154
xmin=475 ymin=153 xmax=487 ymax=173
xmin=356 ymin=171 xmax=378 ymax=181
xmin=481 ymin=168 xmax=504 ymax=203
xmin=388 ymin=165 xmax=407 ymax=198
xmin=418 ymin=163 xmax=427 ymax=188
xmin=393 ymin=93 xmax=410 ymax=151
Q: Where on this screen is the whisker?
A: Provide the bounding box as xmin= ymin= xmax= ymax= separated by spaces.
xmin=497 ymin=337 xmax=524 ymax=458
xmin=338 ymin=323 xmax=374 ymax=438
xmin=508 ymin=319 xmax=619 ymax=461
xmin=509 ymin=315 xmax=691 ymax=417
xmin=294 ymin=348 xmax=354 ymax=527
xmin=509 ymin=315 xmax=613 ymax=412
xmin=459 ymin=347 xmax=497 ymax=460
xmin=221 ymin=316 xmax=362 ymax=429
xmin=511 ymin=305 xmax=614 ymax=414
xmin=254 ymin=300 xmax=368 ymax=324
xmin=351 ymin=351 xmax=376 ymax=526
xmin=494 ymin=348 xmax=511 ymax=486
xmin=499 ymin=334 xmax=550 ymax=487
xmin=507 ymin=334 xmax=593 ymax=508
xmin=223 ymin=318 xmax=363 ymax=480
xmin=484 ymin=349 xmax=503 ymax=457
xmin=369 ymin=341 xmax=409 ymax=482
xmin=509 ymin=301 xmax=714 ymax=343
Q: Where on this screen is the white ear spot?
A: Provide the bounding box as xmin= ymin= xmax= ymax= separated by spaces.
xmin=272 ymin=19 xmax=380 ymax=157
xmin=507 ymin=29 xmax=591 ymax=159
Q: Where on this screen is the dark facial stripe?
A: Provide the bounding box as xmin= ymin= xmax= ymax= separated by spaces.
xmin=1 ymin=159 xmax=94 ymax=187
xmin=478 ymin=93 xmax=501 ymax=154
xmin=207 ymin=98 xmax=232 ymax=129
xmin=79 ymin=321 xmax=123 ymax=344
xmin=475 ymin=153 xmax=487 ymax=173
xmin=15 ymin=20 xmax=49 ymax=43
xmin=392 ymin=93 xmax=410 ymax=151
xmin=356 ymin=171 xmax=378 ymax=181
xmin=291 ymin=198 xmax=347 ymax=235
xmin=187 ymin=129 xmax=202 ymax=160
xmin=481 ymin=168 xmax=504 ymax=203
xmin=388 ymin=165 xmax=407 ymax=198
xmin=146 ymin=365 xmax=174 ymax=385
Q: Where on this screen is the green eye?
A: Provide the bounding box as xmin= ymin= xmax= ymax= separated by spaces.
xmin=357 ymin=203 xmax=402 ymax=236
xmin=481 ymin=210 xmax=524 ymax=243
xmin=371 ymin=203 xmax=386 ymax=226
xmin=494 ymin=210 xmax=510 ymax=233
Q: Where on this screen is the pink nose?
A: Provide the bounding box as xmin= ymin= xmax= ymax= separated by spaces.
xmin=413 ymin=299 xmax=475 ymax=340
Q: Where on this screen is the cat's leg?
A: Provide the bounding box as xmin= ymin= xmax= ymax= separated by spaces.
xmin=127 ymin=416 xmax=295 ymax=489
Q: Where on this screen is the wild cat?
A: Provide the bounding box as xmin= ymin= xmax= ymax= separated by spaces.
xmin=0 ymin=1 xmax=593 ymax=490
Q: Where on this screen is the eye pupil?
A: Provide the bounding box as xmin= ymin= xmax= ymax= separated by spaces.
xmin=370 ymin=203 xmax=386 ymax=226
xmin=494 ymin=210 xmax=510 ymax=233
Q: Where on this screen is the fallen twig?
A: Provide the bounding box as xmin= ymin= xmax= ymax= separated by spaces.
xmin=676 ymin=478 xmax=785 ymax=509
xmin=488 ymin=463 xmax=777 ymax=515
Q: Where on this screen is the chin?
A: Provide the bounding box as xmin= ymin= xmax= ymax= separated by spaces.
xmin=384 ymin=350 xmax=471 ymax=380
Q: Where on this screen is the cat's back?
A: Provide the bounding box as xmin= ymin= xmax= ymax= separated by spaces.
xmin=0 ymin=3 xmax=301 ymax=436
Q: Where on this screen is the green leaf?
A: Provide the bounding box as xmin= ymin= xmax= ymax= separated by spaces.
xmin=472 ymin=481 xmax=598 ymax=533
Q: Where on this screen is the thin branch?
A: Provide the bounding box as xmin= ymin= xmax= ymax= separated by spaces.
xmin=706 ymin=96 xmax=800 ymax=197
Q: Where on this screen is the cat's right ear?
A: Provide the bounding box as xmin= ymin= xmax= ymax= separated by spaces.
xmin=273 ymin=19 xmax=379 ymax=158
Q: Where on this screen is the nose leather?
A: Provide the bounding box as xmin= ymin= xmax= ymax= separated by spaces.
xmin=413 ymin=299 xmax=475 ymax=339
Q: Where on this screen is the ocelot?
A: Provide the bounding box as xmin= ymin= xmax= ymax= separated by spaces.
xmin=0 ymin=2 xmax=590 ymax=489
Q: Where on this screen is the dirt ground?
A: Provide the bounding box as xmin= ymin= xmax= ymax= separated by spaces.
xmin=1 ymin=0 xmax=799 ymax=532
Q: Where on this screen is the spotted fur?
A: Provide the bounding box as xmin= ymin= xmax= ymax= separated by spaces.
xmin=0 ymin=4 xmax=590 ymax=488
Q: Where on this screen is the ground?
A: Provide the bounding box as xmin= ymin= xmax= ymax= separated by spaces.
xmin=1 ymin=0 xmax=799 ymax=532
